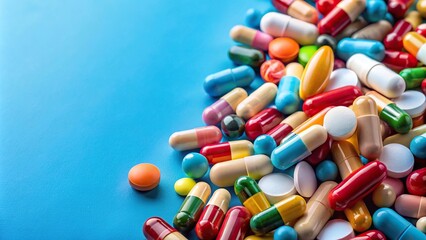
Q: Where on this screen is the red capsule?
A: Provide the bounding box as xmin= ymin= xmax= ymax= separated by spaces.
xmin=422 ymin=79 xmax=426 ymax=94
xmin=382 ymin=50 xmax=418 ymax=72
xmin=329 ymin=161 xmax=387 ymax=211
xmin=416 ymin=23 xmax=426 ymax=37
xmin=302 ymin=86 xmax=363 ymax=117
xmin=245 ymin=108 xmax=284 ymax=140
xmin=387 ymin=0 xmax=414 ymax=19
xmin=200 ymin=140 xmax=253 ymax=164
xmin=266 ymin=111 xmax=308 ymax=145
xmin=216 ymin=206 xmax=251 ymax=240
xmin=406 ymin=168 xmax=426 ymax=196
xmin=305 ymin=135 xmax=333 ymax=166
xmin=316 ymin=0 xmax=341 ymax=16
xmin=383 ymin=20 xmax=413 ymax=50
xmin=143 ymin=217 xmax=187 ymax=240
xmin=350 ymin=230 xmax=387 ymax=240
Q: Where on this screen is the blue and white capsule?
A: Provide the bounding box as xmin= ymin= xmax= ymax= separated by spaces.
xmin=410 ymin=133 xmax=426 ymax=159
xmin=271 ymin=125 xmax=328 ymax=170
xmin=275 ymin=62 xmax=303 ymax=115
xmin=204 ymin=66 xmax=255 ymax=97
xmin=362 ymin=0 xmax=387 ymax=23
xmin=337 ymin=38 xmax=385 ymax=61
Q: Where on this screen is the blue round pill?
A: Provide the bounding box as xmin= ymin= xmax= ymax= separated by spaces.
xmin=245 ymin=8 xmax=262 ymax=29
xmin=254 ymin=134 xmax=277 ymax=156
xmin=274 ymin=226 xmax=298 ymax=240
xmin=410 ymin=134 xmax=426 ymax=159
xmin=182 ymin=153 xmax=209 ymax=179
xmin=315 ymin=160 xmax=338 ymax=182
xmin=362 ymin=0 xmax=387 ymax=23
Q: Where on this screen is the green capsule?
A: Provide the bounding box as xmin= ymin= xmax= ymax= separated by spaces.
xmin=234 ymin=176 xmax=271 ymax=215
xmin=298 ymin=45 xmax=319 ymax=67
xmin=228 ymin=46 xmax=265 ymax=68
xmin=399 ymin=67 xmax=426 ymax=89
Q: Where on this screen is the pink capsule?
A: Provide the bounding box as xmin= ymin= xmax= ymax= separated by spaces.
xmin=230 ymin=25 xmax=273 ymax=51
xmin=169 ymin=126 xmax=222 ymax=151
xmin=203 ymin=88 xmax=248 ymax=125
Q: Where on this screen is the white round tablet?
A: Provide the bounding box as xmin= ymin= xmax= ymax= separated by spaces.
xmin=379 ymin=143 xmax=414 ymax=178
xmin=294 ymin=161 xmax=317 ymax=198
xmin=258 ymin=173 xmax=296 ymax=204
xmin=393 ymin=90 xmax=426 ymax=118
xmin=317 ymin=219 xmax=355 ymax=240
xmin=324 ymin=68 xmax=360 ymax=92
xmin=323 ymin=106 xmax=357 ymax=140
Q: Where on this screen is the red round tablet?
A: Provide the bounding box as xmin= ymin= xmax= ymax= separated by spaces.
xmin=128 ymin=163 xmax=160 ymax=191
xmin=268 ymin=37 xmax=300 ymax=63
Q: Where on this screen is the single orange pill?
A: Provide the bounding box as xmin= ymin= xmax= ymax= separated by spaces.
xmin=260 ymin=59 xmax=286 ymax=84
xmin=268 ymin=37 xmax=300 ymax=63
xmin=128 ymin=163 xmax=160 ymax=191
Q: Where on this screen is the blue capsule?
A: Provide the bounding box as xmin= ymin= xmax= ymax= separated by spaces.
xmin=362 ymin=0 xmax=387 ymax=23
xmin=336 ymin=38 xmax=385 ymax=61
xmin=204 ymin=66 xmax=255 ymax=97
xmin=275 ymin=76 xmax=301 ymax=115
xmin=253 ymin=134 xmax=277 ymax=156
xmin=410 ymin=133 xmax=426 ymax=159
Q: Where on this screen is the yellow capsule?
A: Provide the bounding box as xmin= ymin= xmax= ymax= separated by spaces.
xmin=300 ymin=46 xmax=334 ymax=100
xmin=292 ymin=107 xmax=331 ymax=135
xmin=404 ymin=11 xmax=422 ymax=29
xmin=403 ymin=32 xmax=426 ymax=65
xmin=236 ymin=83 xmax=277 ymax=120
xmin=417 ymin=0 xmax=426 ymax=18
xmin=344 ymin=201 xmax=372 ymax=232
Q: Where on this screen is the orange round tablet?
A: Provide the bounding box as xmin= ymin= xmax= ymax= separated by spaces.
xmin=268 ymin=37 xmax=300 ymax=63
xmin=128 ymin=163 xmax=160 ymax=191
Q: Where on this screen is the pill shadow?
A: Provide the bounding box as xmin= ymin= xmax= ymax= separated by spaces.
xmin=132 ymin=185 xmax=161 ymax=199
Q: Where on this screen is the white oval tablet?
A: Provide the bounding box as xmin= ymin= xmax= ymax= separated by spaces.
xmin=258 ymin=173 xmax=296 ymax=204
xmin=324 ymin=68 xmax=361 ymax=92
xmin=393 ymin=90 xmax=426 ymax=118
xmin=294 ymin=161 xmax=317 ymax=198
xmin=317 ymin=219 xmax=355 ymax=240
xmin=323 ymin=106 xmax=357 ymax=140
xmin=379 ymin=143 xmax=414 ymax=178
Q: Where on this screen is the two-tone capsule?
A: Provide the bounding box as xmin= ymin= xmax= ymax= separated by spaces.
xmin=245 ymin=108 xmax=284 ymax=140
xmin=216 ymin=206 xmax=251 ymax=240
xmin=230 ymin=25 xmax=273 ymax=51
xmin=236 ymin=82 xmax=277 ymax=120
xmin=169 ymin=126 xmax=222 ymax=151
xmin=204 ymin=66 xmax=255 ymax=97
xmin=266 ymin=111 xmax=308 ymax=145
xmin=373 ymin=208 xmax=425 ymax=240
xmin=228 ymin=46 xmax=266 ymax=68
xmin=275 ymin=62 xmax=303 ymax=114
xmin=200 ymin=140 xmax=253 ymax=164
xmin=143 ymin=217 xmax=187 ymax=240
xmin=272 ymin=0 xmax=318 ymax=24
xmin=403 ymin=32 xmax=426 ymax=65
xmin=234 ymin=176 xmax=271 ymax=216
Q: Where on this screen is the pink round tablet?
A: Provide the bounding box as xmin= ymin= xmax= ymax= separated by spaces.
xmin=294 ymin=161 xmax=317 ymax=198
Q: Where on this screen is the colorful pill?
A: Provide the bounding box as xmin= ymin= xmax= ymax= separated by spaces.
xmin=143 ymin=217 xmax=187 ymax=240
xmin=200 ymin=140 xmax=253 ymax=164
xmin=353 ymin=96 xmax=383 ymax=160
xmin=406 ymin=168 xmax=426 ymax=196
xmin=266 ymin=111 xmax=308 ymax=145
xmin=292 ymin=107 xmax=333 ymax=135
xmin=400 ymin=67 xmax=426 ymax=89
xmin=317 ymin=219 xmax=355 ymax=240
xmin=299 ymin=46 xmax=334 ymax=100
xmin=373 ymin=208 xmax=425 ymax=240
xmin=298 ymin=45 xmax=318 ymax=67
xmin=258 ymin=173 xmax=296 ymax=204
xmin=387 ymin=0 xmax=414 ymax=19
xmin=363 ymin=0 xmax=387 ymax=23
xmin=323 ymin=106 xmax=357 ymax=140
xmin=318 ymin=0 xmax=366 ymax=37
xmin=350 ymin=230 xmax=386 ymax=240
xmin=210 ymin=155 xmax=273 ymax=187
xmin=196 ymin=189 xmax=231 ymax=240
xmin=384 ymin=19 xmax=413 ymax=50
xmin=234 ymin=176 xmax=271 ymax=216
xmin=417 ymin=217 xmax=426 ymax=234
xmin=250 ymin=195 xmax=306 ymax=235
xmin=221 ymin=114 xmax=245 ymax=139
xmin=173 ymin=182 xmax=211 ymax=232
xmin=303 ymin=86 xmax=363 ymax=117
xmin=260 ymin=12 xmax=318 ymax=45
xmin=385 ymin=124 xmax=426 ymax=147
xmin=260 ymin=60 xmax=286 ymax=84
xmin=169 ymin=126 xmax=222 ymax=151
xmin=228 ymin=46 xmax=266 ymax=68
xmin=271 ymin=125 xmax=328 ymax=170
xmin=294 ymin=161 xmax=317 ymax=198
xmin=417 ymin=23 xmax=426 ymax=37
xmin=305 ymin=135 xmax=333 ymax=166
xmin=316 ymin=34 xmax=337 ymax=50
xmin=272 ymin=0 xmax=318 ymax=24
xmin=325 ymin=69 xmax=360 ymax=92
xmin=347 ymin=54 xmax=406 ymax=98
xmin=216 ymin=206 xmax=251 ymax=240
xmin=294 ymin=181 xmax=337 ymax=240
xmin=316 ymin=0 xmax=341 ymax=16
xmin=372 ymin=178 xmax=401 ymax=208
xmin=405 ymin=11 xmax=422 ymax=29
xmin=230 ymin=25 xmax=273 ymax=51
xmin=382 ymin=50 xmax=418 ymax=72
xmin=253 ymin=135 xmax=277 ymax=156
xmin=365 ymin=91 xmax=413 ymax=133
xmin=202 ymin=88 xmax=248 ymax=125
xmin=268 ymin=37 xmax=299 ymax=63
xmin=245 ymin=108 xmax=284 ymax=140
xmin=337 ymin=38 xmax=385 ymax=61
xmin=410 ymin=134 xmax=426 ymax=159
xmin=393 ymin=90 xmax=426 ymax=118
xmin=275 ymin=76 xmax=300 ymax=115
xmin=204 ymin=66 xmax=255 ymax=97
xmin=352 ymin=20 xmax=393 ymax=41
xmin=395 ymin=194 xmax=426 ymax=218
xmin=403 ymin=32 xmax=426 ymax=65
xmin=128 ymin=163 xmax=160 ymax=191
xmin=418 ymin=0 xmax=426 ymax=18
xmin=236 ymin=82 xmax=277 ymax=120
xmin=329 ymin=161 xmax=387 ymax=211
xmin=335 ymin=17 xmax=369 ymax=41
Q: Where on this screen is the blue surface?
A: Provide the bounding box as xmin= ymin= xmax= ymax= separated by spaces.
xmin=0 ymin=0 xmax=272 ymax=239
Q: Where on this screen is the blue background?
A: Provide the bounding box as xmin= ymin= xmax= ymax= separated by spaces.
xmin=0 ymin=0 xmax=274 ymax=239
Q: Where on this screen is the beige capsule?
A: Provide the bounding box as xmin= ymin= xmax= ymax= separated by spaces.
xmin=352 ymin=20 xmax=393 ymax=41
xmin=236 ymin=82 xmax=277 ymax=120
xmin=384 ymin=124 xmax=426 ymax=147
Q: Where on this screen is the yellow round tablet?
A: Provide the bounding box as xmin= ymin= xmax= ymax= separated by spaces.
xmin=174 ymin=178 xmax=196 ymax=196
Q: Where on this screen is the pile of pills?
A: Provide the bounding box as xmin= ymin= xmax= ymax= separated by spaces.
xmin=132 ymin=0 xmax=426 ymax=239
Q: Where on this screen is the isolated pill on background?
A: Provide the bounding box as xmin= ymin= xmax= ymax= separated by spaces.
xmin=324 ymin=68 xmax=360 ymax=92
xmin=337 ymin=38 xmax=385 ymax=61
xmin=236 ymin=82 xmax=277 ymax=120
xmin=143 ymin=217 xmax=188 ymax=240
xmin=200 ymin=140 xmax=253 ymax=164
xmin=404 ymin=32 xmax=426 ymax=65
xmin=230 ymin=25 xmax=273 ymax=51
xmin=323 ymin=106 xmax=357 ymax=140
xmin=406 ymin=168 xmax=426 ymax=196
xmin=169 ymin=126 xmax=222 ymax=151
xmin=216 ymin=206 xmax=251 ymax=240
xmin=245 ymin=108 xmax=284 ymax=140
xmin=234 ymin=176 xmax=271 ymax=216
xmin=352 ymin=20 xmax=393 ymax=41
xmin=272 ymin=0 xmax=318 ymax=24
xmin=395 ymin=194 xmax=426 ymax=218
xmin=228 ymin=46 xmax=266 ymax=68
xmin=204 ymin=66 xmax=255 ymax=97
xmin=202 ymin=88 xmax=247 ymax=125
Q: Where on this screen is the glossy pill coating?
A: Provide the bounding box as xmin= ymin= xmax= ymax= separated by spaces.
xmin=315 ymin=160 xmax=339 ymax=182
xmin=272 ymin=0 xmax=318 ymax=24
xmin=275 ymin=76 xmax=300 ymax=115
xmin=387 ymin=0 xmax=414 ymax=19
xmin=260 ymin=12 xmax=318 ymax=45
xmin=337 ymin=38 xmax=385 ymax=61
xmin=234 ymin=176 xmax=271 ymax=216
xmin=363 ymin=0 xmax=387 ymax=23
xmin=228 ymin=46 xmax=266 ymax=68
xmin=352 ymin=20 xmax=393 ymax=41
xmin=169 ymin=126 xmax=222 ymax=151
xmin=236 ymin=82 xmax=277 ymax=120
xmin=395 ymin=194 xmax=426 ymax=218
xmin=335 ymin=18 xmax=368 ymax=41
xmin=258 ymin=173 xmax=296 ymax=204
xmin=221 ymin=114 xmax=245 ymax=139
xmin=253 ymin=135 xmax=276 ymax=156
xmin=173 ymin=182 xmax=211 ymax=232
xmin=353 ymin=96 xmax=383 ymax=160
xmin=143 ymin=217 xmax=187 ymax=240
xmin=204 ymin=66 xmax=255 ymax=97
xmin=316 ymin=0 xmax=341 ymax=16
xmin=271 ymin=125 xmax=328 ymax=170
xmin=323 ymin=106 xmax=357 ymax=140
xmin=384 ymin=124 xmax=426 ymax=146
xmin=347 ymin=54 xmax=406 ymax=98
xmin=382 ymin=50 xmax=418 ymax=72
xmin=372 ymin=180 xmax=397 ymax=208
xmin=200 ymin=140 xmax=253 ymax=164
xmin=417 ymin=217 xmax=426 ymax=234
xmin=273 ymin=226 xmax=297 ymax=240
xmin=195 ymin=189 xmax=231 ymax=240
xmin=393 ymin=90 xmax=426 ymax=118
xmin=418 ymin=0 xmax=426 ymax=18
xmin=410 ymin=134 xmax=426 ymax=159
xmin=318 ymin=0 xmax=366 ymax=37
xmin=182 ymin=153 xmax=209 ymax=179
xmin=324 ymin=68 xmax=360 ymax=92
xmin=317 ymin=219 xmax=355 ymax=240
xmin=249 ymin=195 xmax=307 ymax=235
xmin=230 ymin=25 xmax=273 ymax=51
xmin=292 ymin=107 xmax=333 ymax=135
xmin=174 ymin=178 xmax=196 ymax=196
xmin=299 ymin=46 xmax=334 ymax=100
xmin=245 ymin=108 xmax=284 ymax=140
xmin=328 ymin=161 xmax=387 ymax=211
xmin=210 ymin=155 xmax=273 ymax=187
xmin=245 ymin=8 xmax=269 ymax=29
xmin=202 ymin=88 xmax=248 ymax=125
xmin=268 ymin=37 xmax=299 ymax=63
xmin=294 ymin=181 xmax=337 ymax=240
xmin=260 ymin=60 xmax=285 ymax=84
xmin=302 ymin=86 xmax=363 ymax=117
xmin=298 ymin=45 xmax=318 ymax=67
xmin=373 ymin=208 xmax=426 ymax=240
xmin=316 ymin=34 xmax=337 ymax=51
xmin=266 ymin=111 xmax=307 ymax=145
xmin=305 ymin=135 xmax=333 ymax=166
xmin=216 ymin=206 xmax=251 ymax=240
xmin=294 ymin=161 xmax=317 ymax=198
xmin=384 ymin=20 xmax=413 ymax=51
xmin=406 ymin=168 xmax=426 ymax=196
xmin=403 ymin=32 xmax=426 ymax=65
xmin=417 ymin=23 xmax=426 ymax=37
xmin=400 ymin=67 xmax=426 ymax=89
xmin=331 ymin=140 xmax=363 ymax=179
xmin=128 ymin=163 xmax=160 ymax=191
xmin=405 ymin=11 xmax=422 ymax=29
xmin=351 ymin=230 xmax=387 ymax=240
xmin=365 ymin=91 xmax=412 ymax=133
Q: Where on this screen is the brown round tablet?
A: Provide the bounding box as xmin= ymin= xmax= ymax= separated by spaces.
xmin=128 ymin=163 xmax=160 ymax=191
